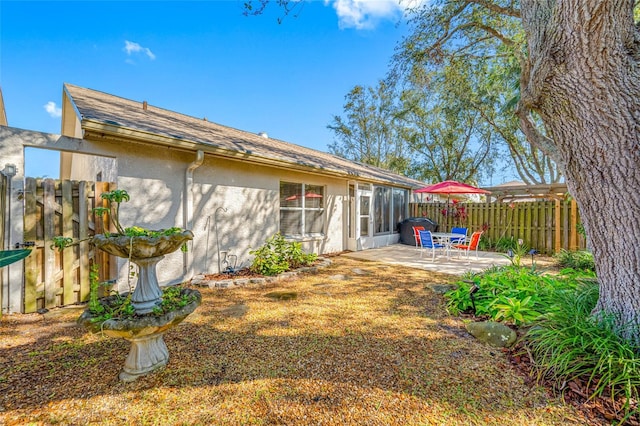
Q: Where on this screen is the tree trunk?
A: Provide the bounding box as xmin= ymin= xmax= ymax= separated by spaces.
xmin=519 ymin=0 xmax=640 ymax=345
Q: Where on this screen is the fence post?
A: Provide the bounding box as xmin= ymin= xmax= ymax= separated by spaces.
xmin=23 ymin=178 xmax=38 ymax=313
xmin=0 ymin=174 xmax=4 ymax=318
xmin=570 ymin=198 xmax=578 ymax=251
xmin=554 ymin=199 xmax=561 ymax=253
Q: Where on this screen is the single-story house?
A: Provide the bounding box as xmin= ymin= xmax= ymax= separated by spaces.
xmin=0 ymin=83 xmax=425 ymax=312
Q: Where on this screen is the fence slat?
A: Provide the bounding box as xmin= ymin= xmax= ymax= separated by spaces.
xmin=43 ymin=180 xmax=58 ymax=308
xmin=570 ymin=199 xmax=578 ymax=250
xmin=78 ymin=181 xmax=91 ymax=302
xmin=62 ymin=181 xmax=76 ymax=305
xmin=23 ymin=178 xmax=39 ymax=313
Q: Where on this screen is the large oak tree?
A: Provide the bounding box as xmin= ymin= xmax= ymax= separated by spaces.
xmin=405 ymin=0 xmax=640 ymax=344
xmin=518 ymin=0 xmax=640 ymax=344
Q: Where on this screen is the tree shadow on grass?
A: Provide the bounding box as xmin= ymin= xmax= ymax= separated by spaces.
xmin=0 ymin=257 xmax=591 ymax=425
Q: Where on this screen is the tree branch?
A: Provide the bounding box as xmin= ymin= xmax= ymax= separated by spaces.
xmin=474 ymin=23 xmax=517 ymax=47
xmin=516 ymin=106 xmax=564 ymax=169
xmin=464 ymin=0 xmax=521 ymax=18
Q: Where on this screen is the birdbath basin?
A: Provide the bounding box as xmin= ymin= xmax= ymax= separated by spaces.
xmin=92 ymin=230 xmax=193 ymax=314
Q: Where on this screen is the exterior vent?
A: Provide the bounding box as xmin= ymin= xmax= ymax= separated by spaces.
xmin=258 ymin=132 xmax=268 ymax=138
xmin=142 ymin=101 xmax=148 ymax=111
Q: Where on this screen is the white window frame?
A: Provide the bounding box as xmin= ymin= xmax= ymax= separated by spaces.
xmin=373 ymin=185 xmax=408 ymax=236
xmin=279 ymin=182 xmax=325 ymax=238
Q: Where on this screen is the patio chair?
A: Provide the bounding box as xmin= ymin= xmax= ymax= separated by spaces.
xmin=453 ymin=231 xmax=484 ymax=261
xmin=419 ymin=230 xmax=445 ymax=261
xmin=412 ymin=226 xmax=425 ymax=250
xmin=450 ymin=227 xmax=468 ymax=245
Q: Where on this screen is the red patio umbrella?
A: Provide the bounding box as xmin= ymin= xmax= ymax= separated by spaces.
xmin=415 ymin=180 xmax=491 ymax=195
xmin=415 ymin=180 xmax=490 ymax=220
xmin=415 ymin=180 xmax=490 ymax=204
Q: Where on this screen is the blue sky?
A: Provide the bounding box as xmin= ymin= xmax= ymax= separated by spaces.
xmin=1 ymin=0 xmax=414 ymax=179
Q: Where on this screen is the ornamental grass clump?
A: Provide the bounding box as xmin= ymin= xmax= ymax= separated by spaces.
xmin=553 ymin=249 xmax=595 ymax=272
xmin=524 ymin=279 xmax=640 ymax=421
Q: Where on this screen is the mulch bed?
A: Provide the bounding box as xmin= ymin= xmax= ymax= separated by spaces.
xmin=203 ymin=268 xmax=264 ymax=281
xmin=506 ymin=341 xmax=639 ymax=425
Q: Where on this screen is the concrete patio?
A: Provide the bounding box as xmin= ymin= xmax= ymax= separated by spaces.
xmin=342 ymin=243 xmax=512 ymax=275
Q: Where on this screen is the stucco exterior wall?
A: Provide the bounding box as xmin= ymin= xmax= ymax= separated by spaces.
xmin=111 ymin=144 xmax=347 ymax=287
xmin=62 ymin=151 xmax=117 ymax=182
xmin=0 ymin=126 xmax=348 ymax=307
xmin=190 ymin=156 xmax=346 ymax=275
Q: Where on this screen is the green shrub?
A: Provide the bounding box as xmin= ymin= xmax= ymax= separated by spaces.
xmin=553 ymin=249 xmax=595 ymax=272
xmin=445 ymin=266 xmax=593 ymax=326
xmin=478 ymin=234 xmax=493 ymax=251
xmin=525 ymin=280 xmax=640 ymax=420
xmin=448 ymin=257 xmax=638 ymax=420
xmin=492 ymin=294 xmax=542 ymax=326
xmin=250 ymin=233 xmax=317 ymax=276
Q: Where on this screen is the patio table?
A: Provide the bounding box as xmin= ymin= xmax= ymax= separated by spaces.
xmin=431 ymin=232 xmax=466 ymax=258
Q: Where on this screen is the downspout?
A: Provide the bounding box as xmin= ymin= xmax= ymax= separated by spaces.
xmin=183 ymin=150 xmax=204 ymax=278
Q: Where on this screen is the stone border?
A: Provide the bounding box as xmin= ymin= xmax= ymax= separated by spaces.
xmin=190 ymin=257 xmax=332 ymax=289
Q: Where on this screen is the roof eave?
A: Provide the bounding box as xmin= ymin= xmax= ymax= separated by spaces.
xmin=81 ymin=120 xmax=414 ymax=187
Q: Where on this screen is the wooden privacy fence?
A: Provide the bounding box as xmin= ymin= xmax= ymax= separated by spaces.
xmin=409 ymin=199 xmax=585 ymax=254
xmin=23 ymin=179 xmax=116 ymax=313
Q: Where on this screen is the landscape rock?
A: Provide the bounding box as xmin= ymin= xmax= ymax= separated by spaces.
xmin=465 ymin=321 xmax=517 ymax=348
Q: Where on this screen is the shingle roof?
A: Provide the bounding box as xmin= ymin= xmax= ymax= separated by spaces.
xmin=64 ymin=83 xmax=425 ymax=188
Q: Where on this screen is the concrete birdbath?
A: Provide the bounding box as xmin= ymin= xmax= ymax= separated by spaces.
xmin=54 ymin=190 xmax=201 ymax=382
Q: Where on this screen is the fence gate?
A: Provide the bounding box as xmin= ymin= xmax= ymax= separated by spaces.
xmin=22 ymin=179 xmax=115 ymax=313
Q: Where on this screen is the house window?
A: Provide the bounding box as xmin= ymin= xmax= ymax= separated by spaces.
xmin=393 ymin=188 xmax=407 ymax=230
xmin=373 ymin=186 xmax=408 ymax=235
xmin=374 ymin=186 xmax=391 ymax=234
xmin=280 ymin=182 xmax=325 ymax=237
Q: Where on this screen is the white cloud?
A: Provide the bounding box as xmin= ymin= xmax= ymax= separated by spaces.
xmin=123 ymin=40 xmax=156 ymax=61
xmin=325 ymin=0 xmax=408 ymax=29
xmin=325 ymin=0 xmax=428 ymax=29
xmin=44 ymin=101 xmax=62 ymax=118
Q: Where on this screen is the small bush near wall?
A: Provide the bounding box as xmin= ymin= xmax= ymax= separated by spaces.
xmin=250 ymin=233 xmax=317 ymax=276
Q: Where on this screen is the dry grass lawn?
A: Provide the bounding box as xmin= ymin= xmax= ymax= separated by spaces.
xmin=0 ymin=256 xmax=597 ymax=425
